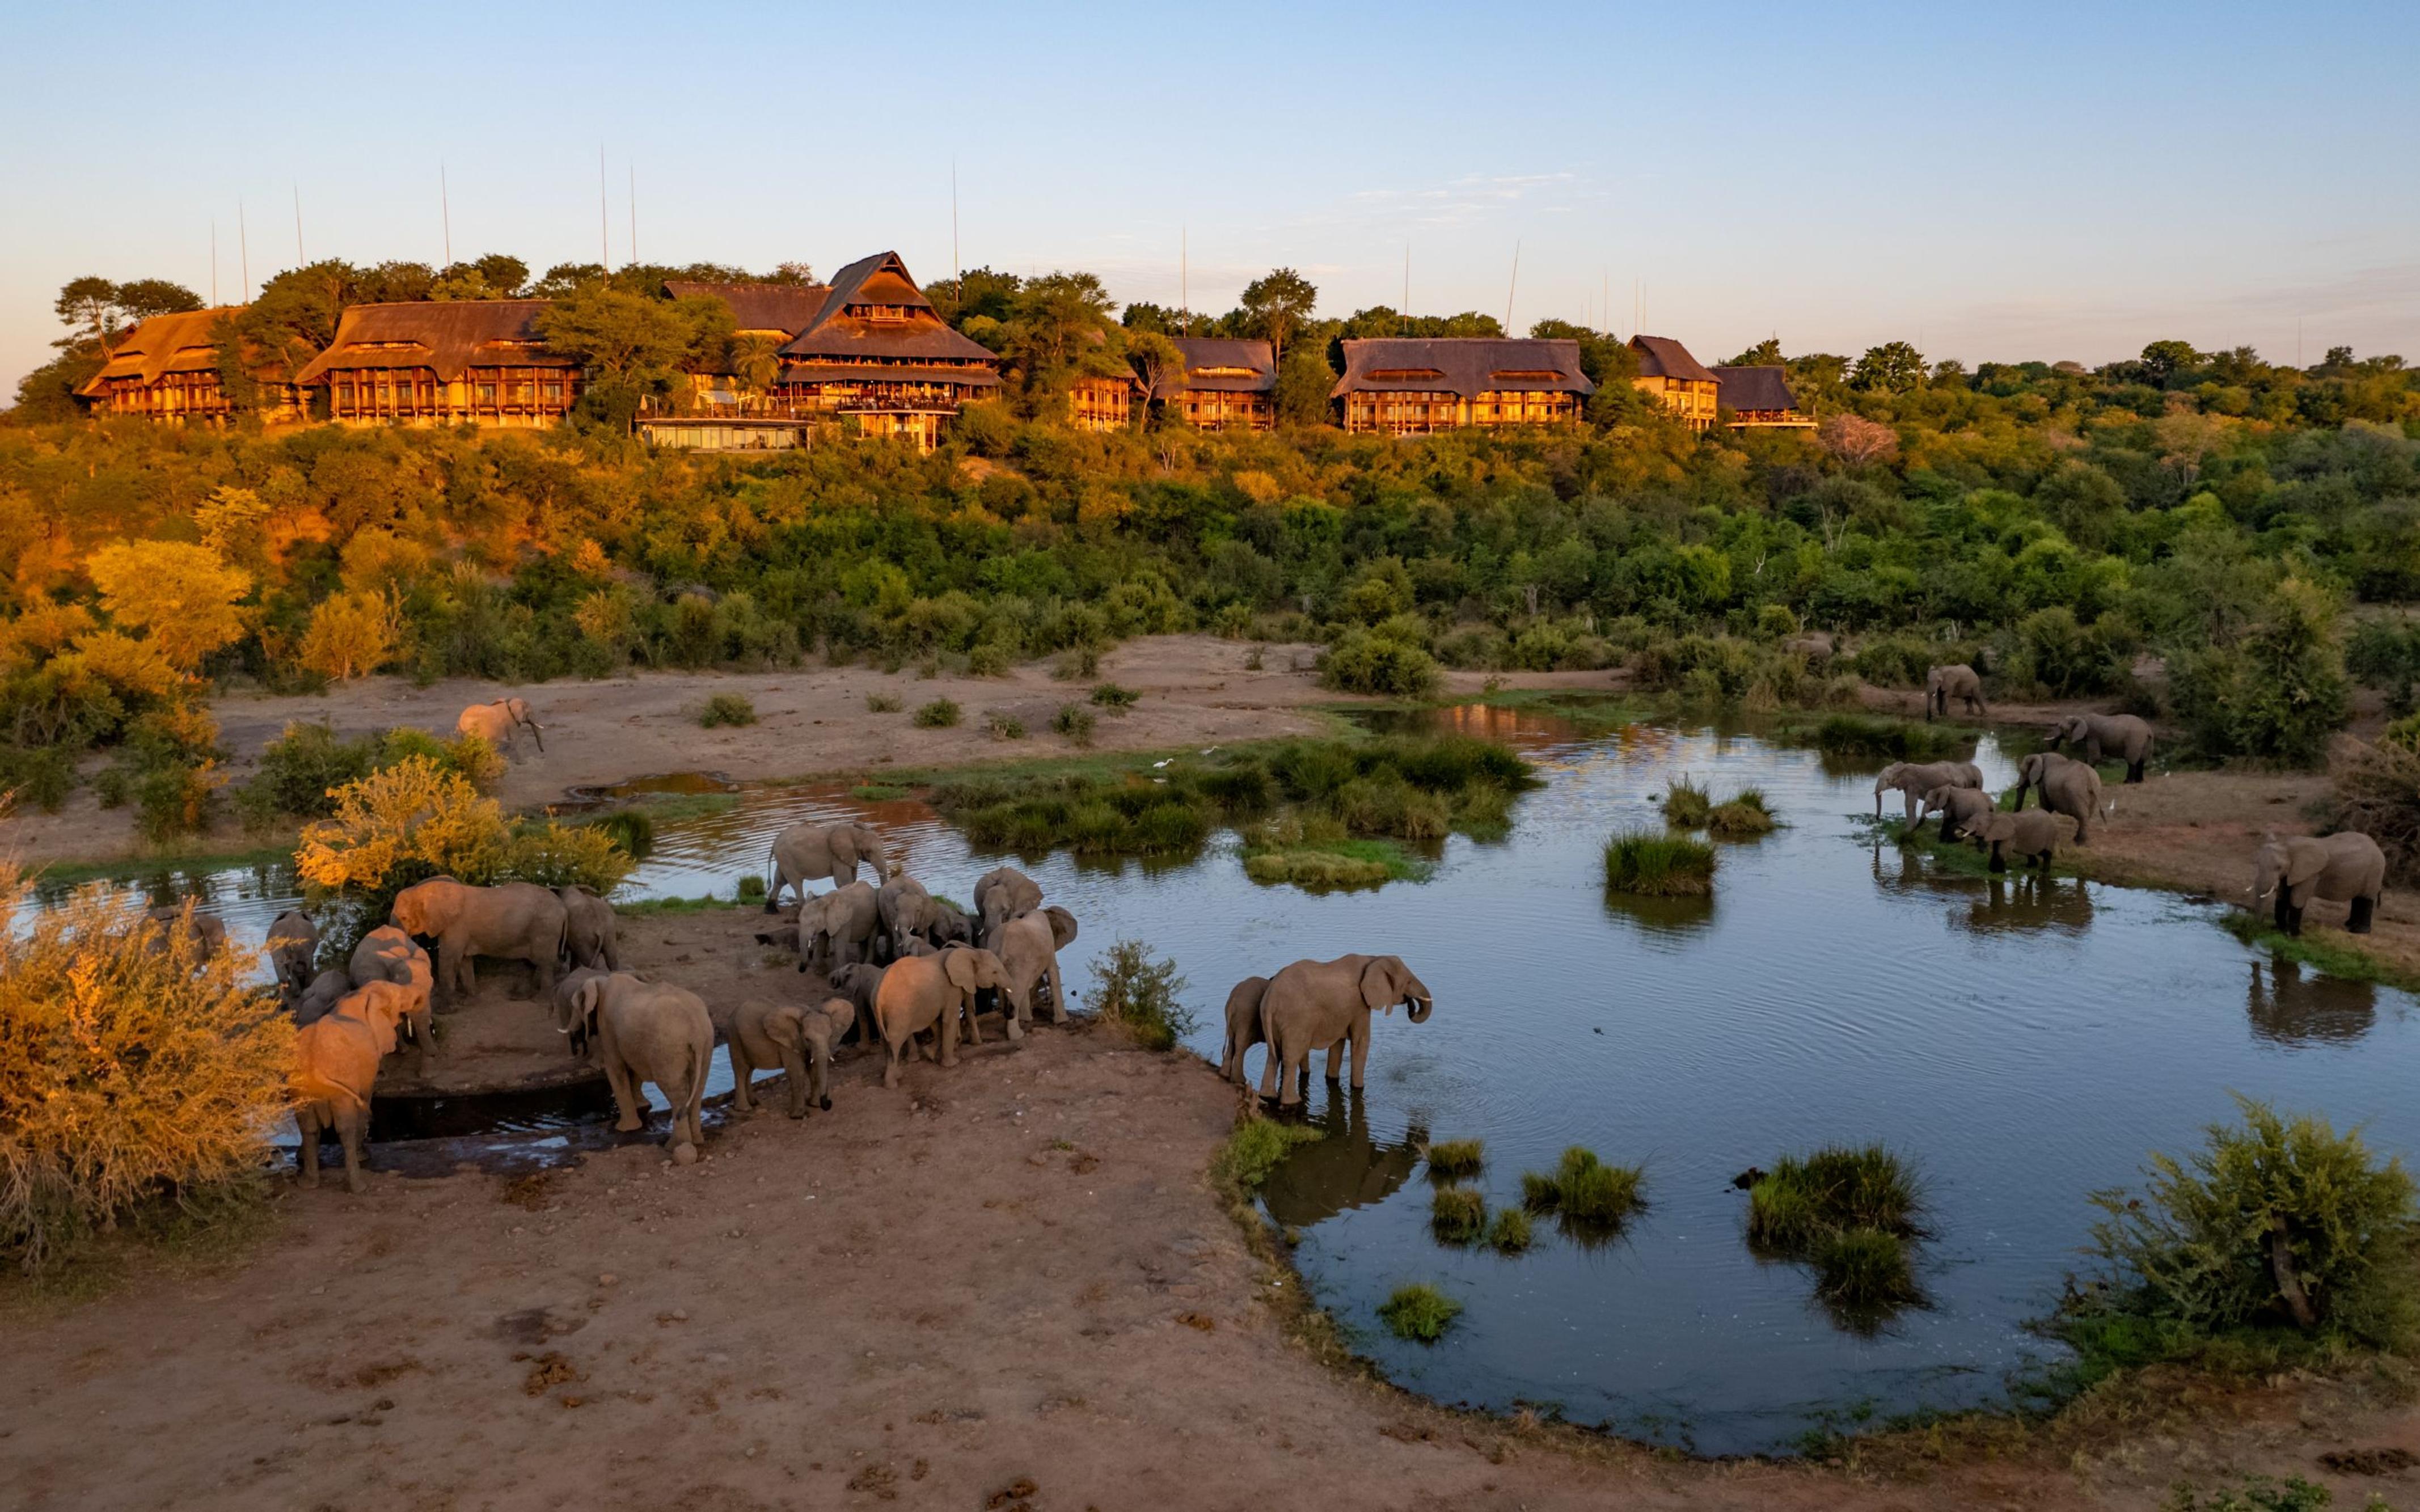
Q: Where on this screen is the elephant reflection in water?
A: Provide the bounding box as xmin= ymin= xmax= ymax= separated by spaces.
xmin=1257 ymin=1087 xmax=1426 ymax=1230
xmin=1956 ymin=875 xmax=2095 ymax=936
xmin=2246 ymin=956 xmax=2376 ymax=1046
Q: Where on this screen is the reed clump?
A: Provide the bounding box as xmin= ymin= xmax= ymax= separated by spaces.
xmin=1707 ymin=789 xmax=1775 ymax=837
xmin=1521 ymin=1146 xmax=1645 ymax=1230
xmin=1659 ymin=778 xmax=1711 ymax=827
xmin=1378 ymin=1282 xmax=1463 ymax=1342
xmin=1425 ymin=1138 xmax=1485 ymax=1178
xmin=1746 ymin=1145 xmax=1926 ymax=1324
xmin=1430 ymin=1186 xmax=1488 ymax=1245
xmin=1602 ymin=829 xmax=1716 ymax=896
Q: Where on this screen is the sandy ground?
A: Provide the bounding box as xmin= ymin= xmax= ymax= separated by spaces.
xmin=11 ymin=906 xmax=2420 ymax=1511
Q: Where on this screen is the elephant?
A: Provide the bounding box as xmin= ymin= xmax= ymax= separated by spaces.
xmin=265 ymin=909 xmax=319 ymax=996
xmin=559 ymin=973 xmax=713 ymax=1163
xmin=558 ymin=885 xmax=622 ymax=971
xmin=872 ymin=947 xmax=1013 ymax=1088
xmin=1874 ymin=760 xmax=1983 ymax=822
xmin=553 ymin=966 xmax=611 ymax=1057
xmin=2047 ymin=712 xmax=2156 ymax=784
xmin=987 ymin=905 xmax=1076 ymax=1033
xmin=145 ymin=906 xmax=226 ymax=965
xmin=928 ymin=898 xmax=974 ymax=948
xmin=796 ymin=880 xmax=881 ymax=973
xmin=1256 ymin=954 xmax=1433 ymax=1109
xmin=1219 ymin=975 xmax=1271 ymax=1086
xmin=348 ymin=924 xmax=437 ymax=1071
xmin=291 ymin=968 xmax=354 ymax=1028
xmin=2014 ymin=751 xmax=2107 ymax=844
xmin=1925 ymin=664 xmax=1987 ymax=720
xmin=763 ymin=821 xmax=889 ymax=912
xmin=1970 ymin=809 xmax=2063 ymax=873
xmin=877 ymin=875 xmax=941 ymax=962
xmin=728 ymin=997 xmax=856 ymax=1117
xmin=457 ymin=696 xmax=543 ymax=754
xmin=1782 ymin=632 xmax=1835 ymax=665
xmin=973 ymin=865 xmax=1044 ymax=937
xmin=2250 ymin=832 xmax=2387 ymax=936
xmin=291 ymin=980 xmax=420 ymax=1193
xmin=1915 ymin=784 xmax=1996 ymax=842
xmin=827 ymin=961 xmax=888 ymax=1046
xmin=390 ymin=877 xmax=567 ymax=1002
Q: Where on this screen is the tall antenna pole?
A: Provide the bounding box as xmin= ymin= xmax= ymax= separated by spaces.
xmin=599 ymin=146 xmax=610 ymax=269
xmin=1401 ymin=244 xmax=1409 ymax=335
xmin=441 ymin=162 xmax=453 ymax=266
xmin=292 ymin=182 xmax=303 ymax=266
xmin=1633 ymin=278 xmax=1640 ymax=338
xmin=210 ymin=219 xmax=218 ymax=306
xmin=238 ymin=197 xmax=250 ymax=302
xmin=1503 ymin=240 xmax=1519 ymax=333
xmin=1602 ymin=271 xmax=1609 ymax=337
xmin=628 ymin=162 xmax=637 ymax=267
xmin=950 ymin=160 xmax=961 ymax=316
xmin=1180 ymin=225 xmax=1188 ymax=336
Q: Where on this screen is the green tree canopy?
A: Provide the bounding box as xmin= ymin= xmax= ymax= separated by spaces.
xmin=1241 ymin=268 xmax=1319 ymax=364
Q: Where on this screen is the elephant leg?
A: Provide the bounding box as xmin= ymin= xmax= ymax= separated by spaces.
xmin=962 ymin=996 xmax=983 ymax=1048
xmin=2274 ymin=892 xmax=2295 ymax=934
xmin=1350 ymin=1025 xmax=1373 ymax=1090
xmin=2284 ymin=901 xmax=2305 ymax=938
xmin=2127 ymin=758 xmax=2146 ymax=784
xmin=297 ymin=1106 xmax=323 ymax=1187
xmin=1324 ymin=1040 xmax=1344 ymax=1083
xmin=605 ymin=1056 xmax=644 ymax=1133
xmin=669 ymin=1080 xmax=701 ymax=1164
xmin=939 ymin=1001 xmax=960 ymax=1068
xmin=730 ymin=1041 xmax=757 ymax=1112
xmin=776 ymin=1045 xmax=809 ymax=1117
xmin=1045 ymin=958 xmax=1069 ymax=1025
xmin=1988 ymin=842 xmax=2007 ymax=874
xmin=2351 ymin=895 xmax=2377 ymax=934
xmin=884 ymin=1033 xmax=903 ymax=1089
xmin=809 ymin=1044 xmax=832 ymax=1113
xmin=1276 ymin=1041 xmax=1305 ymax=1109
xmin=2072 ymin=808 xmax=2089 ymax=845
xmin=1258 ymin=1030 xmax=1282 ymax=1101
xmin=337 ymin=1104 xmax=368 ymax=1195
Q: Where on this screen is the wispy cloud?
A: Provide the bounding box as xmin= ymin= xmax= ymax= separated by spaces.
xmin=1337 ymin=170 xmax=1585 ymax=227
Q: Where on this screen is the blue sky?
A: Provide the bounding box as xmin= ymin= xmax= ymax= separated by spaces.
xmin=5 ymin=1 xmax=2417 ymax=394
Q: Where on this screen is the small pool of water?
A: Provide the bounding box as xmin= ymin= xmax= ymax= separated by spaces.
xmin=39 ymin=709 xmax=2415 ymax=1454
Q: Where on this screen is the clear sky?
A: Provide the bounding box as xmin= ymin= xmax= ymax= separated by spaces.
xmin=5 ymin=1 xmax=2417 ymax=395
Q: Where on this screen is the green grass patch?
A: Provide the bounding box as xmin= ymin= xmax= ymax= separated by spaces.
xmin=617 ymin=893 xmax=747 ymax=917
xmin=1425 ymin=1138 xmax=1485 ymax=1178
xmin=1707 ymin=789 xmax=1775 ymax=837
xmin=29 ymin=843 xmax=295 ymax=889
xmin=865 ymin=692 xmax=902 ymax=713
xmin=913 ymin=698 xmax=961 ymax=728
xmin=1746 ymin=1146 xmax=1922 ymax=1250
xmin=1520 ymin=1146 xmax=1646 ymax=1233
xmin=1378 ymin=1282 xmax=1463 ymax=1343
xmin=1430 ymin=1186 xmax=1488 ymax=1245
xmin=698 ymin=693 xmax=757 ymax=728
xmin=1602 ymin=829 xmax=1716 ymax=896
xmin=1787 ymin=715 xmax=1974 ymax=762
xmin=848 ymin=783 xmax=909 ymax=803
xmin=1486 ymin=1206 xmax=1534 ymax=1254
xmin=1661 ymin=777 xmax=1711 ymax=827
xmin=1088 ymin=682 xmax=1139 ymax=711
xmin=1812 ymin=1227 xmax=1923 ymax=1317
xmin=1080 ymin=940 xmax=1195 ymax=1051
xmin=1050 ymin=703 xmax=1097 ymax=745
xmin=1213 ymin=1118 xmax=1326 ymax=1189
xmin=2217 ymin=912 xmax=2418 ymax=989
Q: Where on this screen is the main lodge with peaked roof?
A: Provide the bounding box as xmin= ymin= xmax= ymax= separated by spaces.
xmin=1331 ymin=337 xmax=1594 ymax=435
xmin=295 ymin=300 xmax=582 ymax=426
xmin=1166 ymin=337 xmax=1276 ymax=431
xmin=77 ymin=307 xmax=305 ymax=423
xmin=769 ymin=251 xmax=1001 ymax=450
xmin=1629 ymin=334 xmax=1721 ymax=432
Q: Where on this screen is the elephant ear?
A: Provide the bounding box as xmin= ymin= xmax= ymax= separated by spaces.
xmin=2284 ymin=842 xmax=2330 ymax=887
xmin=571 ymin=975 xmax=607 ymax=1034
xmin=762 ymin=1004 xmax=805 ymax=1050
xmin=943 ymin=948 xmax=981 ymax=992
xmin=1045 ymin=906 xmax=1078 ymax=949
xmin=1359 ymin=956 xmax=1409 ymax=1013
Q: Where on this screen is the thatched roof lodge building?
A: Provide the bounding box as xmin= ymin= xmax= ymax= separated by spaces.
xmin=77 ymin=307 xmax=305 ymax=423
xmin=1165 ymin=337 xmax=1275 ymax=431
xmin=1331 ymin=337 xmax=1593 ymax=435
xmin=771 ymin=251 xmax=1000 ymax=451
xmin=1629 ymin=335 xmax=1720 ymax=431
xmin=295 ymin=301 xmax=580 ymax=426
xmin=1712 ymin=365 xmax=1813 ymax=429
xmin=665 ymin=278 xmax=831 ymax=409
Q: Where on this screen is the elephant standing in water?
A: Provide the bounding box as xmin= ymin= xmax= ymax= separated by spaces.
xmin=2047 ymin=712 xmax=2156 ymax=784
xmin=2251 ymin=832 xmax=2386 ymax=936
xmin=1925 ymin=664 xmax=1987 ymax=719
xmin=390 ymin=877 xmax=567 ymax=1002
xmin=2014 ymin=751 xmax=2107 ymax=844
xmin=292 ymin=981 xmax=420 ymax=1193
xmin=728 ymin=998 xmax=856 ymax=1117
xmin=1970 ymin=809 xmax=2063 ymax=873
xmin=763 ymin=822 xmax=889 ymax=912
xmin=1914 ymin=785 xmax=1995 ymax=841
xmin=1256 ymin=954 xmax=1433 ymax=1109
xmin=265 ymin=910 xmax=319 ymax=996
xmin=559 ymin=973 xmax=714 ymax=1163
xmin=1874 ymin=760 xmax=1983 ymax=823
xmin=1220 ymin=975 xmax=1272 ymax=1086
xmin=457 ymin=697 xmax=544 ymax=754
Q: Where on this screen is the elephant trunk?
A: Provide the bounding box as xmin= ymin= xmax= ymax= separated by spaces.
xmin=1405 ymin=996 xmax=1433 ymax=1023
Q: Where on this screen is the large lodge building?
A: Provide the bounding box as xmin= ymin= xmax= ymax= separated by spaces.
xmin=77 ymin=255 xmax=1807 ymax=445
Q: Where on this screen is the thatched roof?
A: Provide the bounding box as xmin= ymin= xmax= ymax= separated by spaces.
xmin=1713 ymin=365 xmax=1801 ymax=413
xmin=772 ymin=362 xmax=1000 ymax=388
xmin=294 ymin=301 xmax=576 ymax=384
xmin=77 ymin=307 xmax=251 ymax=394
xmin=1331 ymin=338 xmax=1594 ymax=399
xmin=665 ymin=280 xmax=831 ymax=338
xmin=1167 ymin=337 xmax=1275 ymax=394
xmin=1630 ymin=334 xmax=1717 ymax=384
xmin=776 ymin=252 xmax=1000 ymax=370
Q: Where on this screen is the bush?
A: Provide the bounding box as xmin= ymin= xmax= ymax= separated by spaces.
xmin=0 ymin=875 xmax=292 ymax=1273
xmin=244 ymin=721 xmax=379 ymax=818
xmin=1213 ymin=1118 xmax=1325 ymax=1189
xmin=1425 ymin=1138 xmax=1485 ymax=1178
xmin=0 ymin=744 xmax=77 ymax=814
xmin=133 ymin=759 xmax=222 ymax=844
xmin=1088 ymin=682 xmax=1139 ymax=711
xmin=295 ymin=757 xmax=509 ymax=896
xmin=1081 ymin=940 xmax=1194 ymax=1051
xmin=1707 ymin=789 xmax=1775 ymax=837
xmin=699 ymin=693 xmax=757 ymax=728
xmin=1320 ymin=630 xmax=1442 ymax=698
xmin=496 ymin=822 xmax=636 ymax=896
xmin=1430 ymin=1185 xmax=1488 ymax=1245
xmin=1660 ymin=778 xmax=1711 ymax=828
xmin=1806 ymin=715 xmax=1972 ymax=762
xmin=2077 ymin=1097 xmax=2415 ymax=1345
xmin=588 ymin=808 xmax=656 ymax=864
xmin=1746 ymin=1146 xmax=1922 ymax=1250
xmin=1521 ymin=1146 xmax=1645 ymax=1229
xmin=1486 ymin=1207 xmax=1534 ymax=1254
xmin=1602 ymin=829 xmax=1716 ymax=896
xmin=865 ymin=692 xmax=902 ymax=713
xmin=2169 ymin=577 xmax=2350 ymax=767
xmin=965 ymin=642 xmax=1013 ymax=677
xmin=1050 ymin=703 xmax=1096 ymax=744
xmin=2347 ymin=618 xmax=2420 ymax=713
xmin=986 ymin=711 xmax=1026 ymax=741
xmin=1378 ymin=1282 xmax=1463 ymax=1343
xmin=913 ymin=698 xmax=962 ymax=728
xmin=2328 ymin=737 xmax=2420 ymax=882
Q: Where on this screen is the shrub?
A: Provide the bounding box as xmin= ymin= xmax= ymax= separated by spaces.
xmin=699 ymin=693 xmax=757 ymax=728
xmin=2161 ymin=1475 xmax=2334 ymax=1512
xmin=1378 ymin=1282 xmax=1463 ymax=1342
xmin=1213 ymin=1117 xmax=1325 ymax=1189
xmin=1486 ymin=1207 xmax=1534 ymax=1254
xmin=1521 ymin=1146 xmax=1645 ymax=1229
xmin=294 ymin=757 xmax=510 ymax=896
xmin=2169 ymin=577 xmax=2350 ymax=767
xmin=1051 ymin=703 xmax=1096 ymax=744
xmin=965 ymin=642 xmax=1013 ymax=678
xmin=2077 ymin=1097 xmax=2415 ymax=1343
xmin=1426 ymin=1138 xmax=1485 ymax=1178
xmin=1081 ymin=940 xmax=1194 ymax=1051
xmin=986 ymin=712 xmax=1026 ymax=741
xmin=1430 ymin=1186 xmax=1488 ymax=1244
xmin=1320 ymin=630 xmax=1442 ymax=698
xmin=588 ymin=808 xmax=656 ymax=864
xmin=133 ymin=759 xmax=222 ymax=844
xmin=1707 ymin=790 xmax=1775 ymax=837
xmin=1806 ymin=715 xmax=1971 ymax=762
xmin=0 ymin=875 xmax=292 ymax=1273
xmin=865 ymin=692 xmax=902 ymax=713
xmin=1602 ymin=830 xmax=1716 ymax=896
xmin=1660 ymin=778 xmax=1711 ymax=828
xmin=496 ymin=822 xmax=634 ymax=896
xmin=913 ymin=698 xmax=961 ymax=728
xmin=245 ymin=722 xmax=379 ymax=818
xmin=1746 ymin=1146 xmax=1922 ymax=1250
xmin=0 ymin=744 xmax=77 ymax=814
xmin=1088 ymin=682 xmax=1139 ymax=711
xmin=2328 ymin=737 xmax=2420 ymax=882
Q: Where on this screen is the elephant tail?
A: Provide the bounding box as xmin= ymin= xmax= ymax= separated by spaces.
xmin=687 ymin=1033 xmax=712 ymax=1119
xmin=290 ymin=1069 xmax=366 ymax=1122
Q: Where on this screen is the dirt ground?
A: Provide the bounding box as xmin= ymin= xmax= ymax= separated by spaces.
xmin=9 ymin=907 xmax=2420 ymax=1512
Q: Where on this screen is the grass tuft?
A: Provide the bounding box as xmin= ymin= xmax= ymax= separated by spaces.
xmin=986 ymin=711 xmax=1025 ymax=741
xmin=1486 ymin=1206 xmax=1534 ymax=1254
xmin=1425 ymin=1138 xmax=1485 ymax=1178
xmin=914 ymin=698 xmax=962 ymax=729
xmin=1602 ymin=829 xmax=1716 ymax=896
xmin=865 ymin=692 xmax=902 ymax=713
xmin=1051 ymin=703 xmax=1097 ymax=745
xmin=1707 ymin=789 xmax=1776 ymax=837
xmin=1660 ymin=778 xmax=1711 ymax=827
xmin=1211 ymin=1118 xmax=1325 ymax=1189
xmin=1430 ymin=1186 xmax=1488 ymax=1245
xmin=1746 ymin=1145 xmax=1921 ymax=1250
xmin=698 ymin=693 xmax=757 ymax=728
xmin=1088 ymin=682 xmax=1139 ymax=711
xmin=1520 ymin=1146 xmax=1645 ymax=1230
xmin=1378 ymin=1282 xmax=1463 ymax=1343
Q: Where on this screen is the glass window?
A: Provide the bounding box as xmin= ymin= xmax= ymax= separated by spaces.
xmin=477 ymin=384 xmax=497 ymax=404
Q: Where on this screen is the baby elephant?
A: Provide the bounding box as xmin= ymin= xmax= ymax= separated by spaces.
xmin=265 ymin=909 xmax=319 ymax=996
xmin=290 ymin=967 xmax=354 ymax=1028
xmin=873 ymin=947 xmax=1013 ymax=1088
xmin=729 ymin=998 xmax=856 ymax=1117
xmin=1971 ymin=809 xmax=2063 ymax=873
xmin=558 ymin=886 xmax=621 ymax=971
xmin=1916 ymin=785 xmax=1996 ymax=842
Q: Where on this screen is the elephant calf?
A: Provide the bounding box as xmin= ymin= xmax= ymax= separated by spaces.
xmin=291 ymin=968 xmax=354 ymax=1028
xmin=1925 ymin=663 xmax=1987 ymax=720
xmin=1916 ymin=785 xmax=1995 ymax=842
xmin=265 ymin=909 xmax=319 ymax=997
xmin=729 ymin=998 xmax=855 ymax=1117
xmin=873 ymin=947 xmax=1013 ymax=1088
xmin=987 ymin=905 xmax=1078 ymax=1033
xmin=292 ymin=981 xmax=420 ymax=1193
xmin=1971 ymin=809 xmax=2063 ymax=873
xmin=559 ymin=886 xmax=622 ymax=972
xmin=1219 ymin=975 xmax=1271 ymax=1086
xmin=2252 ymin=833 xmax=2387 ymax=936
xmin=350 ymin=925 xmax=436 ymax=1074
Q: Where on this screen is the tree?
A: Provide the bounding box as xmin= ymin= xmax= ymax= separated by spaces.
xmin=296 ymin=590 xmax=403 ymax=681
xmin=1529 ymin=318 xmax=1636 ymax=388
xmin=1126 ymin=330 xmax=1186 ymax=409
xmin=767 ymin=261 xmax=817 ymax=285
xmin=1818 ymin=413 xmax=1899 ymax=466
xmin=1273 ymin=348 xmax=1333 ymax=427
xmin=1851 ymin=341 xmax=1926 ymax=394
xmin=1726 ymin=337 xmax=1785 ymax=367
xmin=52 ymin=276 xmax=201 ymax=358
xmin=1241 ymin=268 xmax=1319 ymax=365
xmin=430 ymin=254 xmax=529 ymax=301
xmin=83 ymin=541 xmax=251 ymax=672
xmin=537 ymin=286 xmax=733 ymax=424
xmin=2137 ymin=340 xmax=2203 ymax=387
xmin=927 ymin=266 xmax=1023 ymax=327
xmin=731 ymin=333 xmax=783 ymax=412
xmin=1003 ymin=272 xmax=1118 ymax=375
